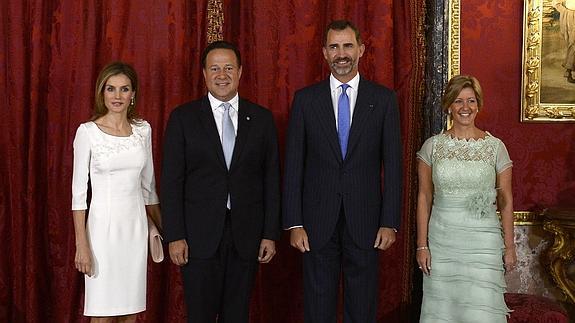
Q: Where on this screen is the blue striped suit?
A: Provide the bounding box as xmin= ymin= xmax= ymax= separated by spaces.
xmin=283 ymin=76 xmax=402 ymax=322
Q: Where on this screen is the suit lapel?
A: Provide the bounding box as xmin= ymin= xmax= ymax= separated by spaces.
xmin=347 ymin=78 xmax=374 ymax=158
xmin=229 ymin=98 xmax=252 ymax=171
xmin=198 ymin=96 xmax=227 ymax=170
xmin=312 ymin=80 xmax=343 ymax=163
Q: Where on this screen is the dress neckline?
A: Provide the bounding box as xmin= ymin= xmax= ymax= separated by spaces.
xmin=442 ymin=131 xmax=492 ymax=143
xmin=91 ymin=121 xmax=134 ymax=138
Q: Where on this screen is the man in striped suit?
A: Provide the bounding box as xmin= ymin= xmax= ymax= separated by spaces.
xmin=282 ymin=20 xmax=403 ymax=323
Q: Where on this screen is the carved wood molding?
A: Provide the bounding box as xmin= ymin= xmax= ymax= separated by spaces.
xmin=447 ymin=0 xmax=460 ymax=79
xmin=513 ymin=211 xmax=543 ymax=225
xmin=542 ymin=208 xmax=575 ymax=304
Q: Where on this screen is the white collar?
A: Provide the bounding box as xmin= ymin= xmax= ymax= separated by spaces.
xmin=329 ymin=73 xmax=360 ymax=91
xmin=208 ymin=92 xmax=239 ymax=111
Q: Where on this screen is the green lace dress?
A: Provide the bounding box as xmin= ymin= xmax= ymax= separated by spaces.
xmin=417 ymin=132 xmax=513 ymax=323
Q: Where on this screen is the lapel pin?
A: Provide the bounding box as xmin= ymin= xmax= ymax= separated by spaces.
xmin=246 ymin=116 xmax=250 ymax=121
xmin=369 ymin=104 xmax=374 ymax=109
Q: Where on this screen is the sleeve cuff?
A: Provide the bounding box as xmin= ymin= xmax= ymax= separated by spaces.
xmin=285 ymin=225 xmax=303 ymax=230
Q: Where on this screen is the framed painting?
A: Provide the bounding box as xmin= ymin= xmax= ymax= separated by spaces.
xmin=521 ymin=0 xmax=575 ymax=122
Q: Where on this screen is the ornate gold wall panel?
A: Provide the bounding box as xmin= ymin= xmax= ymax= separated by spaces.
xmin=207 ymin=0 xmax=224 ymax=44
xmin=542 ymin=208 xmax=575 ymax=303
xmin=447 ymin=0 xmax=460 ymax=79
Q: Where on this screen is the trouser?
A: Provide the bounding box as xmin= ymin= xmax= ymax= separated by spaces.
xmin=181 ymin=210 xmax=258 ymax=323
xmin=303 ymin=207 xmax=379 ymax=323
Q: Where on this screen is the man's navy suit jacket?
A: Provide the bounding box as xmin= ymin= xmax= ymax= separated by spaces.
xmin=282 ymin=77 xmax=402 ymax=250
xmin=162 ymin=96 xmax=281 ymax=260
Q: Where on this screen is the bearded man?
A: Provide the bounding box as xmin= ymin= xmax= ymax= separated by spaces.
xmin=282 ymin=20 xmax=403 ymax=323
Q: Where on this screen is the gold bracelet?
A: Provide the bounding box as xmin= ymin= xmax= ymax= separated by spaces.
xmin=416 ymin=246 xmax=429 ymax=251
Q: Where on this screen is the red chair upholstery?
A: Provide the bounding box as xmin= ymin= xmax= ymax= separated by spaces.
xmin=505 ymin=293 xmax=569 ymax=323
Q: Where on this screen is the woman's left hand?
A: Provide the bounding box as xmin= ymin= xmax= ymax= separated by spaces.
xmin=503 ymin=246 xmax=517 ymax=272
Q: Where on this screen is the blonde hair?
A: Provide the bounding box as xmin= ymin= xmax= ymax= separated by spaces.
xmin=441 ymin=75 xmax=483 ymax=113
xmin=92 ymin=62 xmax=139 ymax=122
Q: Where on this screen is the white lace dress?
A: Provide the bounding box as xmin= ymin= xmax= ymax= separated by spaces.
xmin=417 ymin=132 xmax=513 ymax=322
xmin=71 ymin=120 xmax=159 ymax=316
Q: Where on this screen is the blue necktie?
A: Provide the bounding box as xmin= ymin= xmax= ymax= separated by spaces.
xmin=338 ymin=84 xmax=350 ymax=158
xmin=221 ymin=102 xmax=235 ymax=209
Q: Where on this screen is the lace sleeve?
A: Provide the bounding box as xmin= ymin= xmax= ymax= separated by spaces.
xmin=416 ymin=136 xmax=434 ymax=166
xmin=496 ymin=140 xmax=513 ymax=173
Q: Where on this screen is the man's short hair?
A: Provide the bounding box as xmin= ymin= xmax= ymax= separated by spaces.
xmin=324 ymin=20 xmax=362 ymax=46
xmin=201 ymin=40 xmax=242 ymax=68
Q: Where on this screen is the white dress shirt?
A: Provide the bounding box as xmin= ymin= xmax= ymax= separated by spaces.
xmin=330 ymin=72 xmax=360 ymax=130
xmin=208 ymin=92 xmax=239 ymax=140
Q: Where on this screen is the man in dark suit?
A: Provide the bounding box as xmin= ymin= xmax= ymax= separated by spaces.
xmin=162 ymin=41 xmax=280 ymax=323
xmin=283 ymin=20 xmax=402 ymax=322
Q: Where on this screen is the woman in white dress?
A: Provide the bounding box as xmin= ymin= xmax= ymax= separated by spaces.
xmin=72 ymin=62 xmax=161 ymax=322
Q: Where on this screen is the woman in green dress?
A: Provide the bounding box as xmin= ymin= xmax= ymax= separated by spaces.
xmin=416 ymin=75 xmax=517 ymax=322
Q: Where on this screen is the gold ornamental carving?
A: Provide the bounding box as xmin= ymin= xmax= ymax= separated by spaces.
xmin=496 ymin=210 xmax=543 ymax=225
xmin=512 ymin=211 xmax=543 ymax=225
xmin=207 ymin=0 xmax=224 ymax=44
xmin=542 ymin=208 xmax=575 ymax=304
xmin=447 ymin=0 xmax=460 ymax=79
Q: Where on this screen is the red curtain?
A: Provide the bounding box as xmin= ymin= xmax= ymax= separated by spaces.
xmin=0 ymin=1 xmax=424 ymax=322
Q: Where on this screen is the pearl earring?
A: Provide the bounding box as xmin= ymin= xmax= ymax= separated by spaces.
xmin=130 ymin=97 xmax=135 ymax=106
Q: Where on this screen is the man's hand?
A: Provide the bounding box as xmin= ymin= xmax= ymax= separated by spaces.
xmin=373 ymin=227 xmax=396 ymax=250
xmin=169 ymin=239 xmax=189 ymax=266
xmin=290 ymin=227 xmax=310 ymax=253
xmin=258 ymin=239 xmax=276 ymax=263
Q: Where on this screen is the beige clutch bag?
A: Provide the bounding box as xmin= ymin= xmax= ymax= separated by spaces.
xmin=147 ymin=216 xmax=164 ymax=263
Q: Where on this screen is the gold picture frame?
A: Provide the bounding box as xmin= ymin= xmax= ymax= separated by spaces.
xmin=521 ymin=0 xmax=575 ymax=122
xmin=447 ymin=0 xmax=461 ymax=80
